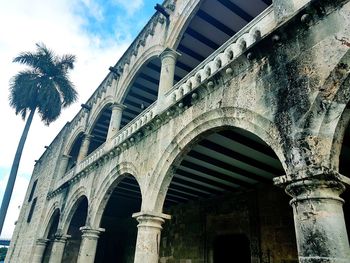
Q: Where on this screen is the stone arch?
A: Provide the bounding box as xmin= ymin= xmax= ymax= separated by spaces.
xmin=145 ymin=107 xmax=287 ymax=213
xmin=86 ymin=95 xmax=115 ymax=135
xmin=90 ymin=162 xmax=141 ymax=228
xmin=116 ymin=45 xmax=164 ymax=102
xmin=329 ymin=107 xmax=350 ymax=170
xmin=61 ymin=187 xmax=88 ymax=234
xmin=41 ymin=202 xmax=60 ymax=238
xmin=167 ymin=0 xmax=200 ymax=50
xmin=64 ymin=126 xmax=85 ymax=155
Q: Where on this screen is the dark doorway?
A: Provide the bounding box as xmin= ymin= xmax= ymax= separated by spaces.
xmin=213 ymin=234 xmax=251 ymax=263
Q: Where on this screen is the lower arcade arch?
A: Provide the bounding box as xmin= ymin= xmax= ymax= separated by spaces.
xmin=42 ymin=209 xmax=60 ymax=263
xmin=95 ymin=174 xmax=142 ymax=262
xmin=158 ymin=127 xmax=298 ymax=263
xmin=62 ymin=196 xmax=88 ymax=263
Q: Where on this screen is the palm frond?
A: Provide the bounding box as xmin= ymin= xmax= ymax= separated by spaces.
xmin=9 ymin=70 xmax=41 ymax=119
xmin=36 ymin=80 xmax=61 ymax=125
xmin=13 ymin=52 xmax=41 ymax=69
xmin=10 ymin=43 xmax=77 ymax=124
xmin=54 ymin=76 xmax=78 ymax=107
xmin=57 ymin=54 xmax=76 ymax=71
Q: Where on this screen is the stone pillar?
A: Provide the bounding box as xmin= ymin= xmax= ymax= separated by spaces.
xmin=77 ymin=133 xmax=92 ymax=163
xmin=32 ymin=238 xmax=49 ymax=263
xmin=58 ymin=154 xmax=71 ymax=177
xmin=275 ymin=170 xmax=350 ymax=263
xmin=77 ymin=226 xmax=105 ymax=263
xmin=48 ymin=235 xmax=69 ymax=263
xmin=158 ymin=47 xmax=181 ymax=99
xmin=106 ymin=103 xmax=126 ymax=141
xmin=273 ymin=0 xmax=310 ymax=23
xmin=132 ymin=212 xmax=171 ymax=263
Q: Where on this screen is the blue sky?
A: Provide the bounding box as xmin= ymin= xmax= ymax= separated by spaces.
xmin=0 ymin=0 xmax=159 ymax=239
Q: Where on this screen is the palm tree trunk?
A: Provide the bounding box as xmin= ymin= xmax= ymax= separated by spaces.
xmin=0 ymin=109 xmax=35 ymax=236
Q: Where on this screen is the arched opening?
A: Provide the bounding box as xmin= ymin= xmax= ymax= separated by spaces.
xmin=120 ymin=58 xmax=161 ymax=128
xmin=87 ymin=105 xmax=112 ymax=155
xmin=66 ymin=133 xmax=84 ymax=171
xmin=62 ymin=196 xmax=88 ymax=263
xmin=173 ymin=0 xmax=272 ymax=78
xmin=339 ymin=107 xmax=350 ymax=240
xmin=42 ymin=209 xmax=60 ymax=263
xmin=159 ymin=127 xmax=298 ymax=262
xmin=95 ymin=175 xmax=141 ymax=262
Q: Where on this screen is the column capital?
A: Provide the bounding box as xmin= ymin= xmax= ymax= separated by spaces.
xmin=62 ymin=154 xmax=72 ymax=159
xmin=79 ymin=226 xmax=105 ymax=239
xmin=83 ymin=133 xmax=94 ymax=141
xmin=285 ymin=179 xmax=346 ymax=206
xmin=53 ymin=234 xmax=71 ymax=243
xmin=132 ymin=211 xmax=171 ymax=229
xmin=159 ymin=47 xmax=181 ymax=61
xmin=110 ymin=103 xmax=127 ymax=111
xmin=36 ymin=238 xmax=50 ymax=245
xmin=273 ymin=166 xmax=350 ymax=187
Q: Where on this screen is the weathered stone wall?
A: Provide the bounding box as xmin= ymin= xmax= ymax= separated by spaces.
xmin=159 ymin=186 xmax=297 ymax=263
xmin=6 ymin=0 xmax=350 ymax=262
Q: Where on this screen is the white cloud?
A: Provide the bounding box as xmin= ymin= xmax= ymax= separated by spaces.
xmin=0 ymin=0 xmax=130 ymax=238
xmin=113 ymin=0 xmax=144 ymax=15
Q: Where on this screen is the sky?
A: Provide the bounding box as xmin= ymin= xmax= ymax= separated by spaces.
xmin=0 ymin=0 xmax=159 ymax=239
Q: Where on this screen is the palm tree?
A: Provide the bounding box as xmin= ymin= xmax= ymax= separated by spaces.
xmin=0 ymin=43 xmax=78 ymax=235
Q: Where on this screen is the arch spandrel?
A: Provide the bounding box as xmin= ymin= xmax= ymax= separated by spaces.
xmin=89 ymin=162 xmax=142 ymax=229
xmin=60 ymin=187 xmax=88 ymax=234
xmin=141 ymin=107 xmax=287 ymax=213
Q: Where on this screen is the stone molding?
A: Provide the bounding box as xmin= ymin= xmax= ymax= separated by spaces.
xmin=273 ymin=166 xmax=350 ymax=186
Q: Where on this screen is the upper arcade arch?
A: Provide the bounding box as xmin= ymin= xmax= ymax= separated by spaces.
xmin=63 ymin=127 xmax=85 ymax=172
xmin=86 ymin=104 xmax=113 ymax=155
xmin=168 ymin=0 xmax=272 ymax=82
xmin=119 ymin=57 xmax=162 ymax=128
xmin=86 ymin=95 xmax=116 ymax=135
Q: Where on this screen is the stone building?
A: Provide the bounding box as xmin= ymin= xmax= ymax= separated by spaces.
xmin=5 ymin=0 xmax=350 ymax=262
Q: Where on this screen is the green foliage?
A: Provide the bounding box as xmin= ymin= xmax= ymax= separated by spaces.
xmin=9 ymin=43 xmax=78 ymax=125
xmin=0 ymin=247 xmax=8 ymax=261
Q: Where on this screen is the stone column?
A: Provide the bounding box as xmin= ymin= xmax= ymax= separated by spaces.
xmin=77 ymin=226 xmax=105 ymax=263
xmin=48 ymin=235 xmax=69 ymax=263
xmin=273 ymin=0 xmax=310 ymax=23
xmin=158 ymin=47 xmax=181 ymax=100
xmin=32 ymin=238 xmax=49 ymax=263
xmin=106 ymin=103 xmax=126 ymax=141
xmin=58 ymin=154 xmax=71 ymax=177
xmin=276 ymin=170 xmax=350 ymax=263
xmin=132 ymin=212 xmax=171 ymax=263
xmin=77 ymin=133 xmax=92 ymax=163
